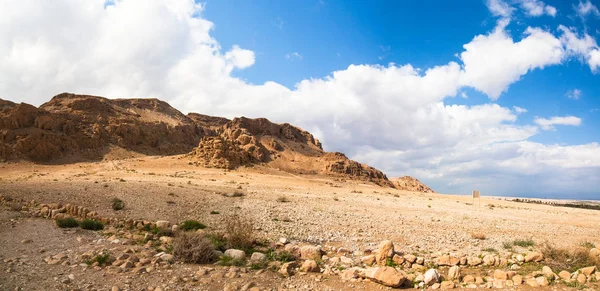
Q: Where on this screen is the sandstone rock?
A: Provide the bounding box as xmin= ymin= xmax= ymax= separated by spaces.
xmin=535 ymin=276 xmax=549 ymax=286
xmin=279 ymin=262 xmax=296 ymax=277
xmin=524 ymin=251 xmax=543 ymax=263
xmin=375 ymin=240 xmax=394 ymax=265
xmin=467 ymin=257 xmax=482 ymax=266
xmin=590 ymin=248 xmax=600 ymax=257
xmin=482 ymin=255 xmax=495 ymax=266
xmin=436 ymin=255 xmax=459 ymax=266
xmin=475 ymin=276 xmax=484 ymax=285
xmin=403 ymin=254 xmax=417 ymax=264
xmin=440 ymin=281 xmax=455 ymax=289
xmin=224 ymin=249 xmax=246 ymax=261
xmin=462 ymin=275 xmax=474 ymax=283
xmin=447 ymin=266 xmax=460 ymax=281
xmin=424 ymin=269 xmax=440 ymax=285
xmin=558 ymin=270 xmax=571 ymax=281
xmin=159 ymin=254 xmax=173 ymax=263
xmin=492 ymin=280 xmax=504 ymax=289
xmin=431 ymin=283 xmax=440 ymax=289
xmin=361 ymin=255 xmax=376 ymax=266
xmin=525 ymin=278 xmax=539 ymax=287
xmin=579 ymin=266 xmax=597 ymax=276
xmin=249 ymin=252 xmax=266 ymax=264
xmin=363 ymin=266 xmax=407 ymax=287
xmin=300 ymin=245 xmax=322 ymax=261
xmin=392 ymin=254 xmax=404 ymax=265
xmin=300 ymin=260 xmax=320 ymax=272
xmin=493 ymin=269 xmax=507 ymax=280
xmin=340 ymin=268 xmax=360 ymax=281
xmin=155 ymin=220 xmax=170 ymax=229
xmin=576 ymin=273 xmax=586 ymax=284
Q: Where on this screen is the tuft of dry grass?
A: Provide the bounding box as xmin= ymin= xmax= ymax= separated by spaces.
xmin=276 ymin=196 xmax=290 ymax=203
xmin=541 ymin=242 xmax=599 ymax=272
xmin=223 ymin=213 xmax=255 ymax=252
xmin=470 ymin=231 xmax=486 ymax=240
xmin=173 ymin=232 xmax=216 ymax=264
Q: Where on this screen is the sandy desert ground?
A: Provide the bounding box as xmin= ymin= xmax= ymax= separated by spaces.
xmin=1 ymin=156 xmax=599 ymax=290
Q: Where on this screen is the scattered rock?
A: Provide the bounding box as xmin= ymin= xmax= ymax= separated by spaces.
xmin=375 ymin=240 xmax=394 ymax=265
xmin=225 ymin=249 xmax=246 ymax=261
xmin=363 ymin=266 xmax=407 ymax=288
xmin=424 ymin=269 xmax=440 ymax=285
xmin=300 ymin=260 xmax=320 ymax=272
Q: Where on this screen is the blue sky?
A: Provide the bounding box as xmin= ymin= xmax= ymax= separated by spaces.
xmin=204 ymin=0 xmax=600 ymax=146
xmin=1 ymin=0 xmax=600 ymax=199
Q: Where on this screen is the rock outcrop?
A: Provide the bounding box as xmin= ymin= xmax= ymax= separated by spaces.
xmin=1 ymin=93 xmax=433 ymax=190
xmin=390 ymin=176 xmax=435 ymax=193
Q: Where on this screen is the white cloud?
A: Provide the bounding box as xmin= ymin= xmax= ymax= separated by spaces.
xmin=558 ymin=25 xmax=600 ymax=72
xmin=284 ymin=52 xmax=302 ymax=61
xmin=486 ymin=0 xmax=514 ymax=18
xmin=534 ymin=116 xmax=582 ymax=130
xmin=460 ymin=25 xmax=564 ymax=99
xmin=576 ymin=0 xmax=600 ymax=18
xmin=513 ymin=106 xmax=528 ymax=113
xmin=518 ymin=0 xmax=557 ymax=17
xmin=0 ymin=0 xmax=598 ymax=197
xmin=566 ymin=88 xmax=582 ymax=100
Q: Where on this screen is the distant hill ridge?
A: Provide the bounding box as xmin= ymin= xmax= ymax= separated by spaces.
xmin=0 ymin=93 xmax=434 ymax=192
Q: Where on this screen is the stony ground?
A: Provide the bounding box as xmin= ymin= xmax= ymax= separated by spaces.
xmin=0 ymin=156 xmax=599 ymax=290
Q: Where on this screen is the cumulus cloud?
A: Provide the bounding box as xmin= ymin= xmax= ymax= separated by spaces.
xmin=566 ymin=89 xmax=582 ymax=100
xmin=486 ymin=0 xmax=514 ymax=18
xmin=558 ymin=25 xmax=600 ymax=72
xmin=460 ymin=26 xmax=564 ymax=99
xmin=518 ymin=0 xmax=557 ymax=17
xmin=576 ymin=0 xmax=600 ymax=18
xmin=0 ymin=0 xmax=599 ymax=197
xmin=534 ymin=116 xmax=583 ymax=130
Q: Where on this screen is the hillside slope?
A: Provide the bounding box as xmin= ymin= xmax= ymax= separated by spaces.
xmin=1 ymin=93 xmax=431 ymax=190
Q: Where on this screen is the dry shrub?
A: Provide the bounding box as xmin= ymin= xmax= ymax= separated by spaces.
xmin=10 ymin=203 xmax=23 ymax=212
xmin=223 ymin=213 xmax=255 ymax=251
xmin=541 ymin=242 xmax=599 ymax=272
xmin=470 ymin=231 xmax=486 ymax=240
xmin=173 ymin=232 xmax=216 ymax=264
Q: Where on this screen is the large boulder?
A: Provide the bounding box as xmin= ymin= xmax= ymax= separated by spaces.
xmin=375 ymin=240 xmax=394 ymax=265
xmin=363 ymin=267 xmax=407 ymax=287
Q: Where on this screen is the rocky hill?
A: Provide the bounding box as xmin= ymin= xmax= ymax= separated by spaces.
xmin=391 ymin=176 xmax=435 ymax=193
xmin=1 ymin=93 xmax=431 ymax=190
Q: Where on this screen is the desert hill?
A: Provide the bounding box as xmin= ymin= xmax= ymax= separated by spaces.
xmin=0 ymin=93 xmax=432 ymax=191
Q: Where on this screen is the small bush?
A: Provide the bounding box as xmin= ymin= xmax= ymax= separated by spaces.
xmin=112 ymin=198 xmax=125 ymax=211
xmin=580 ymin=241 xmax=596 ymax=249
xmin=541 ymin=243 xmax=600 ymax=272
xmin=86 ymin=252 xmax=111 ymax=266
xmin=10 ymin=203 xmax=22 ymax=212
xmin=218 ymin=255 xmax=246 ymax=266
xmin=56 ymin=217 xmax=79 ymax=228
xmin=482 ymin=247 xmax=497 ymax=253
xmin=223 ymin=214 xmax=255 ymax=252
xmin=276 ymin=196 xmax=290 ymax=203
xmin=513 ymin=239 xmax=535 ymax=247
xmin=79 ymin=219 xmax=104 ymax=230
xmin=151 ymin=227 xmax=175 ymax=237
xmin=224 ymin=191 xmax=245 ymax=198
xmin=173 ymin=232 xmax=216 ymax=264
xmin=470 ymin=231 xmax=486 ymax=240
xmin=206 ymin=233 xmax=227 ymax=251
xmin=210 ymin=210 xmax=220 ymax=215
xmin=180 ymin=220 xmax=206 ymax=231
xmin=503 ymin=241 xmax=514 ymax=250
xmin=266 ymin=249 xmax=295 ymax=262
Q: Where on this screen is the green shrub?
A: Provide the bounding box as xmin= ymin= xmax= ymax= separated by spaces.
xmin=210 ymin=210 xmax=220 ymax=215
xmin=112 ymin=198 xmax=125 ymax=211
xmin=218 ymin=255 xmax=246 ymax=266
xmin=79 ymin=219 xmax=104 ymax=230
xmin=266 ymin=249 xmax=295 ymax=262
xmin=56 ymin=217 xmax=79 ymax=228
xmin=86 ymin=252 xmax=111 ymax=266
xmin=180 ymin=220 xmax=206 ymax=231
xmin=276 ymin=196 xmax=290 ymax=203
xmin=513 ymin=239 xmax=535 ymax=247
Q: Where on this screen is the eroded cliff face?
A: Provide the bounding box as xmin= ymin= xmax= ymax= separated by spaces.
xmin=0 ymin=93 xmax=202 ymax=161
xmin=1 ymin=93 xmax=433 ymax=191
